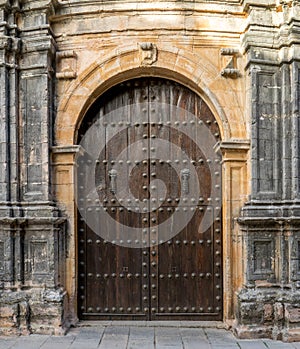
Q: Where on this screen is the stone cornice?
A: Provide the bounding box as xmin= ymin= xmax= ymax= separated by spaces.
xmin=238 ymin=216 xmax=300 ymax=227
xmin=239 ymin=201 xmax=300 ymax=226
xmin=0 ymin=216 xmax=66 ymax=225
xmin=242 ymin=0 xmax=300 ymax=54
xmin=51 ymin=145 xmax=82 ymax=154
xmin=242 ymin=0 xmax=276 ymax=11
xmin=0 ymin=0 xmax=58 ymax=13
xmin=215 ymin=140 xmax=251 ymax=151
xmin=50 ymin=1 xmax=244 ymax=21
xmin=21 ymin=0 xmax=58 ymax=13
xmin=21 ymin=34 xmax=56 ymax=55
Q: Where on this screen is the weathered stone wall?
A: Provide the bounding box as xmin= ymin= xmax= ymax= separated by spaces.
xmin=3 ymin=0 xmax=300 ymax=341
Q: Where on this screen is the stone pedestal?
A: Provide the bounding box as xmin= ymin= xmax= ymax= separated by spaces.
xmin=235 ymin=204 xmax=300 ymax=341
xmin=0 ymin=212 xmax=67 ymax=335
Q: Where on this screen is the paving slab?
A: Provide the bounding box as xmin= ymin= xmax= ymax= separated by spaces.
xmin=40 ymin=334 xmax=76 ymax=349
xmin=210 ymin=345 xmax=240 ymax=349
xmin=155 ymin=327 xmax=184 ymax=348
xmin=98 ymin=326 xmax=129 ymax=349
xmin=237 ymin=340 xmax=268 ymax=349
xmin=205 ymin=328 xmax=237 ymax=344
xmin=9 ymin=335 xmax=49 ymax=349
xmin=2 ymin=324 xmax=300 ymax=348
xmin=0 ymin=338 xmax=18 ymax=349
xmin=69 ymin=327 xmax=105 ymax=349
xmin=179 ymin=328 xmax=210 ymax=349
xmin=127 ymin=327 xmax=155 ymax=349
xmin=263 ymin=340 xmax=297 ymax=348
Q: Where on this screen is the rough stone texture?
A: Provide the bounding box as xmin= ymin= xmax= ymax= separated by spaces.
xmin=0 ymin=218 xmax=67 ymax=335
xmin=3 ymin=0 xmax=300 ymax=341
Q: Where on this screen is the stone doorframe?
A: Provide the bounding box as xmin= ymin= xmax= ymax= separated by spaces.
xmin=51 ymin=46 xmax=250 ymax=326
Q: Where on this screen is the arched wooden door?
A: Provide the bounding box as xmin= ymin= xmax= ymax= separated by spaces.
xmin=77 ymin=78 xmax=222 ymax=320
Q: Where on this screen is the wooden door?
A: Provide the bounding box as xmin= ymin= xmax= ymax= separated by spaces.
xmin=77 ymin=78 xmax=222 ymax=320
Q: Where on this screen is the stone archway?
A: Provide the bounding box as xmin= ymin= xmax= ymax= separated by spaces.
xmin=52 ymin=46 xmax=249 ymax=326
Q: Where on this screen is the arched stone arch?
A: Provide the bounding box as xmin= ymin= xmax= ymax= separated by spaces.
xmin=55 ymin=45 xmax=246 ymax=146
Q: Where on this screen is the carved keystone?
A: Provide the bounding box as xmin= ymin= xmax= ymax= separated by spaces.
xmin=139 ymin=42 xmax=157 ymax=66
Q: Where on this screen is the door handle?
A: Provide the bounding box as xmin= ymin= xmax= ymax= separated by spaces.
xmin=181 ymin=168 xmax=190 ymax=195
xmin=109 ymin=169 xmax=118 ymax=194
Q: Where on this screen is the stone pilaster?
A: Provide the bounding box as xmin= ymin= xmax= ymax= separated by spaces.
xmin=236 ymin=0 xmax=300 ymax=341
xmin=0 ymin=0 xmax=67 ymax=335
xmin=0 ymin=1 xmax=12 ymax=217
xmin=19 ymin=0 xmax=56 ymax=203
xmin=51 ymin=145 xmax=83 ymax=327
xmin=216 ymin=141 xmax=250 ymax=323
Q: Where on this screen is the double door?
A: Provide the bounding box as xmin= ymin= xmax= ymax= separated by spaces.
xmin=77 ymin=78 xmax=222 ymax=320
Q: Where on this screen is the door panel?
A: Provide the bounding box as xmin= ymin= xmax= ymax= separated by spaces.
xmin=77 ymin=78 xmax=222 ymax=320
xmin=152 ymin=206 xmax=222 ymax=319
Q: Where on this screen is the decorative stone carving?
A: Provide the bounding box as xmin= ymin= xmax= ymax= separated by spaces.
xmin=220 ymin=48 xmax=240 ymax=79
xmin=56 ymin=50 xmax=77 ymax=79
xmin=139 ymin=42 xmax=157 ymax=66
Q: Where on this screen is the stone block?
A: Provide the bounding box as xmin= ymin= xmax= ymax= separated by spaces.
xmin=285 ymin=305 xmax=300 ymax=324
xmin=274 ymin=302 xmax=284 ymax=322
xmin=264 ymin=303 xmax=274 ymax=322
xmin=234 ymin=324 xmax=272 ymax=339
xmin=239 ymin=302 xmax=264 ymax=325
xmin=283 ymin=328 xmax=300 ymax=342
xmin=0 ymin=305 xmax=16 ymax=320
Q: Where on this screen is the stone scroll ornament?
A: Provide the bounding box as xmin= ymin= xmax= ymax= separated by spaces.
xmin=76 ymin=102 xmax=221 ymax=248
xmin=220 ymin=48 xmax=240 ymax=79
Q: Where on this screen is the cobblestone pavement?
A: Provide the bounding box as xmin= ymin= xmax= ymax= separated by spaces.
xmin=1 ymin=322 xmax=300 ymax=349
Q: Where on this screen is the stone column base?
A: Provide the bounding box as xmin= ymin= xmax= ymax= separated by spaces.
xmin=0 ymin=288 xmax=67 ymax=335
xmin=233 ymin=287 xmax=300 ymax=342
xmin=0 ymin=205 xmax=68 ymax=335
